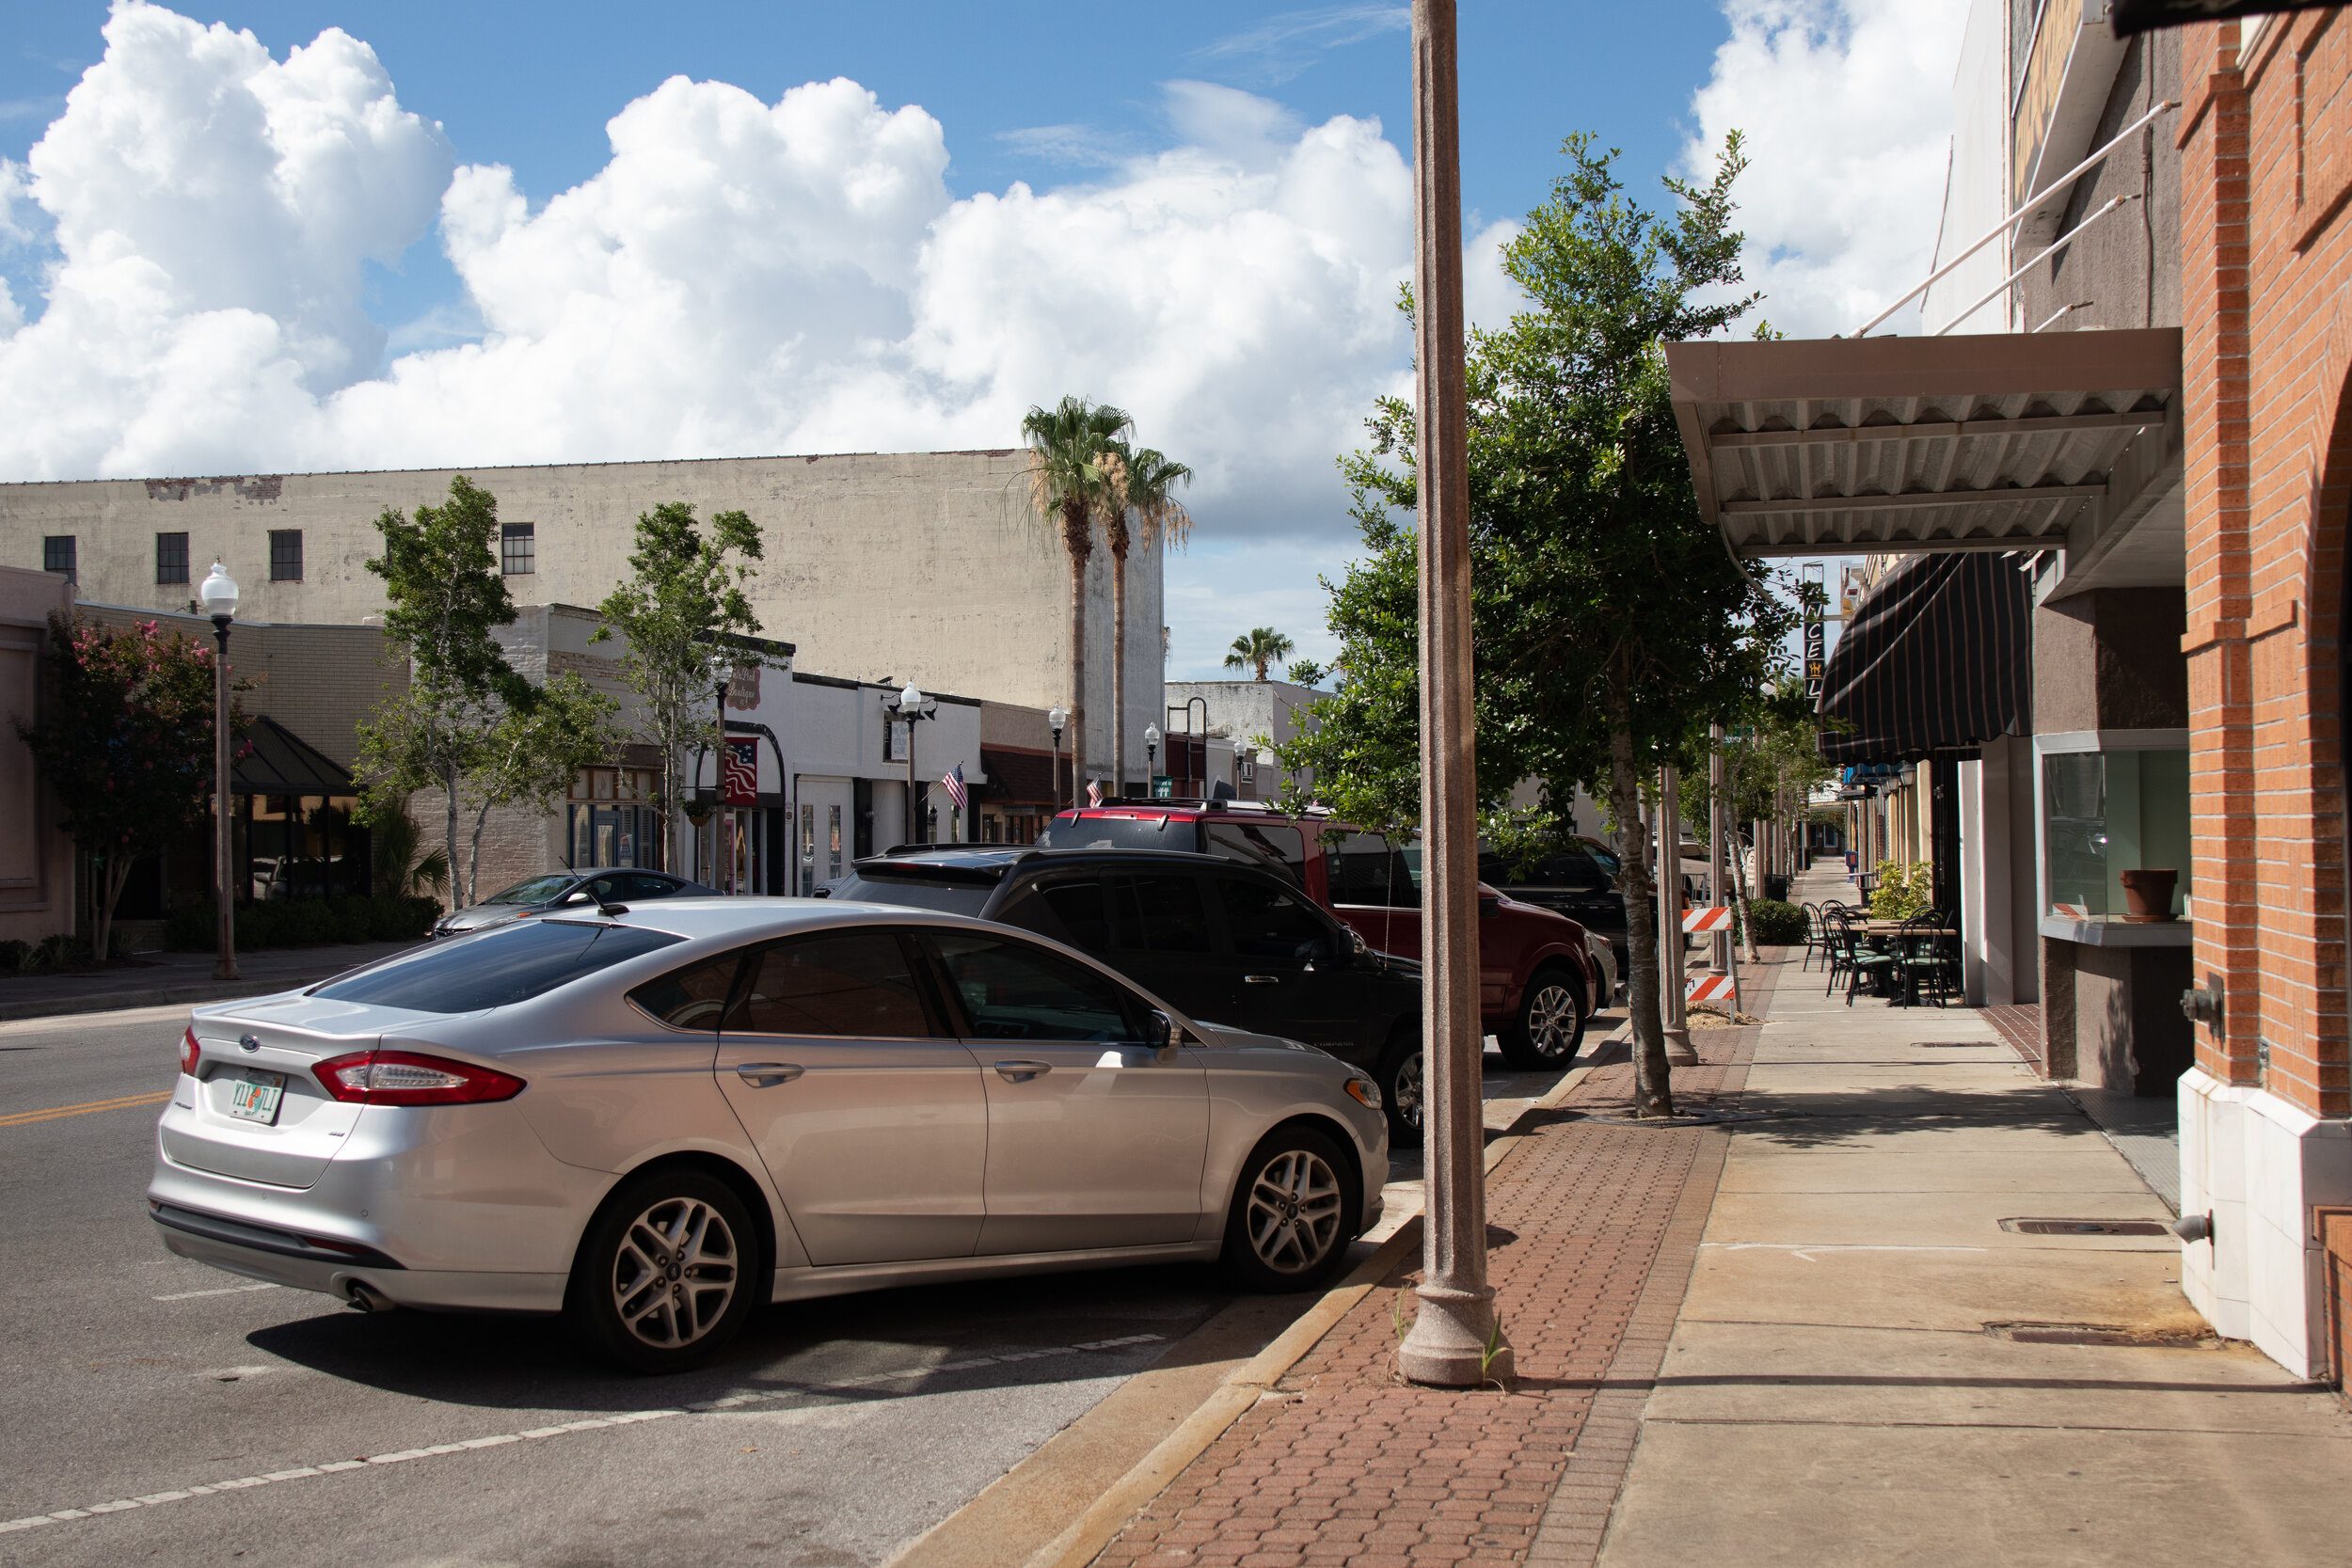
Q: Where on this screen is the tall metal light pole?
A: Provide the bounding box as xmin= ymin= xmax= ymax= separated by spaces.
xmin=198 ymin=562 xmax=240 ymax=981
xmin=1660 ymin=764 xmax=1695 ymax=1065
xmin=895 ymin=682 xmax=938 ymax=843
xmin=1145 ymin=723 xmax=1161 ymax=795
xmin=1397 ymin=0 xmax=1511 ymax=1389
xmin=1048 ymin=705 xmax=1067 ymax=812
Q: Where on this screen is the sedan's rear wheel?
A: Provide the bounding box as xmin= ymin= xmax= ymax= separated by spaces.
xmin=568 ymin=1169 xmax=756 ymax=1373
xmin=1498 ymin=965 xmax=1586 ymax=1069
xmin=1220 ymin=1126 xmax=1359 ymax=1292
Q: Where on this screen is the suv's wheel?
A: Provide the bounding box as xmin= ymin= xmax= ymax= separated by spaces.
xmin=1375 ymin=1029 xmax=1424 ymax=1148
xmin=1219 ymin=1125 xmax=1360 ymax=1292
xmin=1498 ymin=964 xmax=1586 ymax=1069
xmin=567 ymin=1168 xmax=757 ymax=1373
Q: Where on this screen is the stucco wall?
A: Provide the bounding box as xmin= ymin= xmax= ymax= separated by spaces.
xmin=0 ymin=449 xmax=1164 ymax=784
xmin=0 ymin=566 xmax=77 ymax=942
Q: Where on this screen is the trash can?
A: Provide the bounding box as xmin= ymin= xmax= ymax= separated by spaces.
xmin=1765 ymin=874 xmax=1788 ymax=902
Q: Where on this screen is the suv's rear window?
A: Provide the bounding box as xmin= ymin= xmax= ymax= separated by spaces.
xmin=829 ymin=871 xmax=993 ymax=916
xmin=1038 ymin=814 xmax=1200 ymax=852
xmin=312 ymin=921 xmax=682 ymax=1013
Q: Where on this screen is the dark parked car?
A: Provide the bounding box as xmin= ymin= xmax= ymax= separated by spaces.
xmin=824 ymin=847 xmax=1429 ymax=1146
xmin=432 ymin=869 xmax=719 ymax=939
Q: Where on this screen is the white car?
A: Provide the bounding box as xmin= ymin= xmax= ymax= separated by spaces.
xmin=150 ymin=900 xmax=1387 ymax=1371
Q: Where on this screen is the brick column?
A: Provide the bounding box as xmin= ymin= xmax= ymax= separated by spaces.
xmin=2181 ymin=21 xmax=2258 ymax=1086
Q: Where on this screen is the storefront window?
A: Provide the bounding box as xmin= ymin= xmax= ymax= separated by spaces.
xmin=2043 ymin=748 xmax=2191 ymax=921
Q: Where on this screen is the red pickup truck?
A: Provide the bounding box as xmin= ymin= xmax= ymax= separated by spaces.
xmin=1040 ymin=801 xmax=1601 ymax=1071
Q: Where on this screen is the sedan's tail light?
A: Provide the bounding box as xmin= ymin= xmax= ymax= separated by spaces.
xmin=179 ymin=1026 xmax=200 ymax=1077
xmin=314 ymin=1050 xmax=525 ymax=1106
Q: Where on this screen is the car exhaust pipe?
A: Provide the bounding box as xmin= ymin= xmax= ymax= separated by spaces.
xmin=342 ymin=1279 xmax=396 ymax=1314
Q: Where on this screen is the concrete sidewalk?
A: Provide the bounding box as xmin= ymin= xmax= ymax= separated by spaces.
xmin=0 ymin=941 xmax=417 ymax=1022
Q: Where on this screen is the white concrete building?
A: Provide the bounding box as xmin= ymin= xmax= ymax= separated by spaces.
xmin=1 ymin=450 xmax=1162 ymax=789
xmin=1159 ymin=678 xmax=1328 ymax=801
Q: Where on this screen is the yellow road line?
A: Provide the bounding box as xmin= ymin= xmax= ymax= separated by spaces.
xmin=0 ymin=1090 xmax=172 ymax=1129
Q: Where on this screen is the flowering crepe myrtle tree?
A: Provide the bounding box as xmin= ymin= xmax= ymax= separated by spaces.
xmin=16 ymin=612 xmax=250 ymax=961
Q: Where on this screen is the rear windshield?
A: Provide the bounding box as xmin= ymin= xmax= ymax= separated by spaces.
xmin=311 ymin=920 xmax=683 ymax=1013
xmin=828 ymin=872 xmax=993 ymax=917
xmin=1038 ymin=814 xmax=1201 ymax=852
xmin=483 ymin=874 xmax=576 ymax=905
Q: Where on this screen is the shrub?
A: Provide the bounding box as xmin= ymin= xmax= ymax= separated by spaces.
xmin=1868 ymin=862 xmax=1936 ymax=921
xmin=164 ymin=895 xmax=442 ymax=952
xmin=1740 ymin=899 xmax=1807 ymax=946
xmin=0 ymin=940 xmax=27 ymax=974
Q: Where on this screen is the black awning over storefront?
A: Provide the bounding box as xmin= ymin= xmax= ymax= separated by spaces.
xmin=978 ymin=747 xmax=1057 ymax=806
xmin=232 ymin=716 xmax=356 ymax=796
xmin=1817 ymin=552 xmax=2031 ymax=763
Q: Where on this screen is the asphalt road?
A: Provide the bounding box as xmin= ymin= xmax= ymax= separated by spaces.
xmin=0 ymin=1003 xmax=1242 ymax=1568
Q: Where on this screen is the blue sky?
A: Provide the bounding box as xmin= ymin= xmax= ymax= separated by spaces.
xmin=0 ymin=2 xmax=1955 ymax=677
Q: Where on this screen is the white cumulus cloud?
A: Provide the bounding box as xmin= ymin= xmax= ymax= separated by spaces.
xmin=0 ymin=0 xmax=1530 ymax=573
xmin=1681 ymin=0 xmax=1966 ymax=339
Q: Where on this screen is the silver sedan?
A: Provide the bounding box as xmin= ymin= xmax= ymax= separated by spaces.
xmin=148 ymin=900 xmax=1387 ymax=1371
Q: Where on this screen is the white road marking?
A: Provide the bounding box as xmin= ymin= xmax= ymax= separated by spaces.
xmin=153 ymin=1282 xmax=279 ymax=1302
xmin=0 ymin=1331 xmax=1171 ymax=1537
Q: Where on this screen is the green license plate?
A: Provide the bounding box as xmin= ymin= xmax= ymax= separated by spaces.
xmin=227 ymin=1069 xmax=285 ymax=1126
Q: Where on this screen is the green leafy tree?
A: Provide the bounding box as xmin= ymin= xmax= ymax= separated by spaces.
xmin=1224 ymin=627 xmax=1295 ymax=683
xmin=592 ymin=502 xmax=766 ymax=866
xmin=16 ymin=612 xmax=248 ymax=960
xmin=1278 ymin=134 xmax=1791 ymax=1117
xmin=1285 ymin=658 xmax=1328 ymax=689
xmin=357 ymin=474 xmax=529 ymax=897
xmin=1024 ymin=396 xmax=1134 ymax=795
xmin=460 ymin=674 xmax=622 ymax=898
xmin=1108 ymin=445 xmax=1193 ymax=790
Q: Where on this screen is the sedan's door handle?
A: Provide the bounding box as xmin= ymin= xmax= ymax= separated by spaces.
xmin=1243 ymin=974 xmax=1281 ymax=985
xmin=735 ymin=1063 xmax=804 ymax=1086
xmin=993 ymin=1060 xmax=1053 ymax=1082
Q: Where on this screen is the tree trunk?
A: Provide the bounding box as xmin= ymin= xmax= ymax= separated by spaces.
xmin=444 ymin=761 xmax=465 ymax=906
xmin=1728 ymin=804 xmax=1762 ymax=963
xmin=1063 ymin=498 xmax=1091 ymax=802
xmin=1605 ymin=722 xmax=1674 ymax=1118
xmin=91 ymin=851 xmax=135 ymax=964
xmin=1110 ymin=538 xmax=1127 ymax=799
xmin=469 ymin=800 xmax=491 ymax=908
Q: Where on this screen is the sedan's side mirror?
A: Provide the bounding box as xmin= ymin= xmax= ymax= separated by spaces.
xmin=1146 ymin=1008 xmax=1180 ymax=1062
xmin=562 ymin=889 xmax=595 ymax=905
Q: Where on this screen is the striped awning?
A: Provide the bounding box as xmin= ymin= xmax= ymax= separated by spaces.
xmin=1817 ymin=553 xmax=2031 ymax=763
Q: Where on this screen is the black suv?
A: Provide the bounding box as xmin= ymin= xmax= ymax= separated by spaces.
xmin=824 ymin=847 xmax=1427 ymax=1145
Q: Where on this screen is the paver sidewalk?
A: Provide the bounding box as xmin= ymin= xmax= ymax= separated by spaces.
xmin=1085 ymin=863 xmax=2352 ymax=1567
xmin=1091 ymin=963 xmax=1784 ymax=1568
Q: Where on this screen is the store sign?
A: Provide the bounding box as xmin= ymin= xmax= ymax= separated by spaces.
xmin=885 ymin=719 xmax=910 ymax=762
xmin=727 ymin=661 xmax=760 ymax=707
xmin=1152 ymin=775 xmax=1174 ymax=799
xmin=1804 ymin=616 xmax=1826 ymax=700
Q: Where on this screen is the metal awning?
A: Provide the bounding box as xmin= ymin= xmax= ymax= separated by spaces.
xmin=1664 ymin=329 xmax=2181 ymax=562
xmin=1816 ymin=552 xmax=2032 ymax=763
xmin=234 ymin=716 xmax=357 ymax=796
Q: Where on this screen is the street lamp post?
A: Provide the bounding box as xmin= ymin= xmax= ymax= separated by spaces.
xmin=1395 ymin=0 xmax=1511 ymax=1388
xmin=1144 ymin=723 xmax=1161 ymax=794
xmin=198 ymin=562 xmax=240 ymax=981
xmin=892 ymin=681 xmax=938 ymax=843
xmin=1048 ymin=705 xmax=1068 ymax=812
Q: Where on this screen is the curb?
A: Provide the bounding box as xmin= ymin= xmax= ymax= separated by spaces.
xmin=889 ymin=1039 xmax=1618 ymax=1568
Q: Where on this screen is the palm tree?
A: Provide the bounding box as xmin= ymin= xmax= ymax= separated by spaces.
xmin=1107 ymin=446 xmax=1193 ymax=794
xmin=1023 ymin=396 xmax=1133 ymax=801
xmin=1224 ymin=626 xmax=1295 ymax=683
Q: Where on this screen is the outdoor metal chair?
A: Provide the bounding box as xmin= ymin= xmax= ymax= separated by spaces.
xmin=1799 ymin=902 xmax=1829 ymax=972
xmin=1823 ymin=908 xmax=1897 ymax=1005
xmin=1895 ymin=911 xmax=1960 ymax=1007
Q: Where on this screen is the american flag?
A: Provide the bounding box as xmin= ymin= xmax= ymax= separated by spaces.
xmin=1087 ymin=776 xmax=1103 ymax=806
xmin=723 ymin=738 xmax=758 ymax=805
xmin=943 ymin=762 xmax=968 ymax=810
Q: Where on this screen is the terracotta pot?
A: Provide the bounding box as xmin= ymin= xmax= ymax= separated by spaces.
xmin=2118 ymin=868 xmax=2178 ymax=924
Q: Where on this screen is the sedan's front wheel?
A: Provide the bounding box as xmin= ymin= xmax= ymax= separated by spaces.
xmin=1220 ymin=1125 xmax=1360 ymax=1292
xmin=568 ymin=1168 xmax=757 ymax=1373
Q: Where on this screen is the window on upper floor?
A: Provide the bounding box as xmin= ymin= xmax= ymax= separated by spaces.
xmin=155 ymin=532 xmax=189 ymax=585
xmin=42 ymin=536 xmax=75 ymax=584
xmin=269 ymin=530 xmax=302 ymax=581
xmin=501 ymin=521 xmax=535 ymax=575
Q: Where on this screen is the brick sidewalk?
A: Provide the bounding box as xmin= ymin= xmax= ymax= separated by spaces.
xmin=1093 ymin=958 xmax=1791 ymax=1568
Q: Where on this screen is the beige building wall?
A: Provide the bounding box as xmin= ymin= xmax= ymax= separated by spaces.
xmin=0 ymin=566 xmax=77 ymax=942
xmin=1 ymin=450 xmax=1164 ymax=784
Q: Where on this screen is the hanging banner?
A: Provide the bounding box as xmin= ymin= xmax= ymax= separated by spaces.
xmin=723 ymin=737 xmax=759 ymax=806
